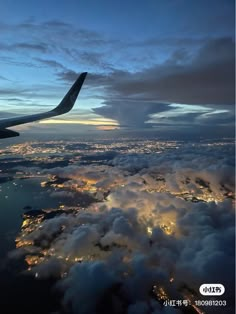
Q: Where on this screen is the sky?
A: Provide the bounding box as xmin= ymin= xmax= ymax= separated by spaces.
xmin=0 ymin=0 xmax=235 ymax=136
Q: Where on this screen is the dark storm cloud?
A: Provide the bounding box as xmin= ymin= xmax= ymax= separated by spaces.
xmin=93 ymin=100 xmax=171 ymax=128
xmin=55 ymin=35 xmax=234 ymax=104
xmin=156 ymin=112 xmax=207 ymax=125
xmin=195 ymin=37 xmax=234 ymax=64
xmin=106 ymin=37 xmax=235 ymax=105
xmin=101 ymin=37 xmax=234 ymax=128
xmin=154 ymin=109 xmax=235 ymax=128
xmin=1 ymin=17 xmax=234 ymax=132
xmin=55 ymin=36 xmax=234 ymax=130
xmin=199 ymin=111 xmax=235 ymax=126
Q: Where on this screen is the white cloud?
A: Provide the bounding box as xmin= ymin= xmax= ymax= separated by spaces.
xmin=12 ymin=144 xmax=235 ymax=313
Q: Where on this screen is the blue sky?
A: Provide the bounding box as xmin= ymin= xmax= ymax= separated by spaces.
xmin=0 ymin=0 xmax=235 ymax=135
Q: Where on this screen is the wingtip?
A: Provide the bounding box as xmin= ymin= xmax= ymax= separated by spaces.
xmin=80 ymin=72 xmax=88 ymax=78
xmin=53 ymin=71 xmax=88 ymax=115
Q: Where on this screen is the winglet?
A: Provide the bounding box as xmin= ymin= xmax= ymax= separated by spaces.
xmin=52 ymin=72 xmax=87 ymax=115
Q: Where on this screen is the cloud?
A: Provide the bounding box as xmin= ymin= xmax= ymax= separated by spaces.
xmin=0 ymin=42 xmax=49 ymax=53
xmin=0 ymin=111 xmax=23 ymax=118
xmin=56 ymin=37 xmax=234 ymax=130
xmin=0 ymin=75 xmax=10 ymax=81
xmin=105 ymin=37 xmax=234 ymax=106
xmin=14 ymin=42 xmax=49 ymax=53
xmin=93 ymin=100 xmax=171 ymax=128
xmin=12 ymin=143 xmax=235 ymax=313
xmin=34 ymin=58 xmax=66 ymax=70
xmin=60 ymin=261 xmax=117 ymax=314
xmin=199 ymin=109 xmax=235 ymax=126
xmin=1 ymin=19 xmax=234 ymax=133
xmin=0 ymin=19 xmax=116 ymax=77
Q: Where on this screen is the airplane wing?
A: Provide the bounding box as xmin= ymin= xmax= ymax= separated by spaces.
xmin=0 ymin=72 xmax=87 ymax=138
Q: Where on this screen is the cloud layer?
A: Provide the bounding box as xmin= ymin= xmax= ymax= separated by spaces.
xmin=12 ymin=142 xmax=235 ymax=314
xmin=0 ymin=17 xmax=234 ymax=134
